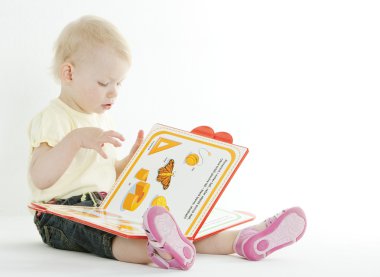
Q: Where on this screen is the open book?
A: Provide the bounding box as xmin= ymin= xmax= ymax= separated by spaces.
xmin=29 ymin=124 xmax=255 ymax=241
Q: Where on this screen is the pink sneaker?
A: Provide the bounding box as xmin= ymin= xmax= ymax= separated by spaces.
xmin=233 ymin=207 xmax=307 ymax=261
xmin=143 ymin=206 xmax=196 ymax=270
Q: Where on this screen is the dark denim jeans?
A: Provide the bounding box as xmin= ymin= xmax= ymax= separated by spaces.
xmin=34 ymin=192 xmax=115 ymax=259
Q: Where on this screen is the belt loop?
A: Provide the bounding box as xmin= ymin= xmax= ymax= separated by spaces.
xmin=81 ymin=193 xmax=87 ymax=202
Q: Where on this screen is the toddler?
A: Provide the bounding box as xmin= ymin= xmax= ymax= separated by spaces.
xmin=28 ymin=15 xmax=307 ymax=270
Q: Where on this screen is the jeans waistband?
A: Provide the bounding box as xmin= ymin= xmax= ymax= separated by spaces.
xmin=58 ymin=192 xmax=107 ymax=205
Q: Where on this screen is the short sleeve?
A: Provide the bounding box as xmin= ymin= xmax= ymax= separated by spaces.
xmin=28 ymin=107 xmax=72 ymax=150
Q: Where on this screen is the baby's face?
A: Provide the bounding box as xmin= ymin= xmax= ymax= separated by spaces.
xmin=68 ymin=46 xmax=130 ymax=114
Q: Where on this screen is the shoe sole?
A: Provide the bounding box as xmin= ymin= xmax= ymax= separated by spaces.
xmin=242 ymin=207 xmax=307 ymax=260
xmin=143 ymin=206 xmax=195 ymax=270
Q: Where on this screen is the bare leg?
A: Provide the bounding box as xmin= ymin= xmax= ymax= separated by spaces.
xmin=112 ymin=231 xmax=240 ymax=264
xmin=193 ymin=220 xmax=269 ymax=255
xmin=194 ymin=230 xmax=240 ymax=255
xmin=112 ymin=236 xmax=151 ymax=264
xmin=112 ymin=230 xmax=241 ymax=264
xmin=112 ymin=227 xmax=264 ymax=263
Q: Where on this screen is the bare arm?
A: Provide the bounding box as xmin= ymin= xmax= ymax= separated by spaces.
xmin=29 ymin=127 xmax=125 ymax=190
xmin=115 ymin=130 xmax=144 ymax=179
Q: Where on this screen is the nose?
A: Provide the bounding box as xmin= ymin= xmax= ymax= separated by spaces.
xmin=107 ymin=86 xmax=118 ymax=99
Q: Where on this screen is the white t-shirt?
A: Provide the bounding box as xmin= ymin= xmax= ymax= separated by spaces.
xmin=28 ymin=98 xmax=117 ymax=202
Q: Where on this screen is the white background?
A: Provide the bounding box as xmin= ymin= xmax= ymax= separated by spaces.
xmin=0 ymin=0 xmax=379 ymax=276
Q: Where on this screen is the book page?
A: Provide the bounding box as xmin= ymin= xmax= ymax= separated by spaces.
xmin=101 ymin=124 xmax=248 ymax=237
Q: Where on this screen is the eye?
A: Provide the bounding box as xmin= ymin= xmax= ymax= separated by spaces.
xmin=97 ymin=81 xmax=109 ymax=87
xmin=116 ymin=81 xmax=123 ymax=87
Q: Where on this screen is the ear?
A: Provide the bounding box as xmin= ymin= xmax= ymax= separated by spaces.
xmin=60 ymin=63 xmax=74 ymax=83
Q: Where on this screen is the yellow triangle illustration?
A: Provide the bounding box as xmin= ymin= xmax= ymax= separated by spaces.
xmin=149 ymin=137 xmax=182 ymax=155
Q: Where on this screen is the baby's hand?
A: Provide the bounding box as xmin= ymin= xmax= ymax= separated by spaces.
xmin=72 ymin=127 xmax=125 ymax=159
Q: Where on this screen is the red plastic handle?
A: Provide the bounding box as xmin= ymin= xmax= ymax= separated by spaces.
xmin=191 ymin=126 xmax=233 ymax=144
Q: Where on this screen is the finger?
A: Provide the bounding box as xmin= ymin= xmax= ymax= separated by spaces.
xmin=129 ymin=130 xmax=144 ymax=154
xmin=104 ymin=137 xmax=122 ymax=147
xmin=137 ymin=130 xmax=144 ymax=139
xmin=129 ymin=144 xmax=139 ymax=155
xmin=105 ymin=130 xmax=125 ymax=141
xmin=96 ymin=147 xmax=108 ymax=159
xmin=134 ymin=130 xmax=144 ymax=146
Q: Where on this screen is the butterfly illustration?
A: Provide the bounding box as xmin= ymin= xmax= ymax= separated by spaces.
xmin=156 ymin=159 xmax=174 ymax=190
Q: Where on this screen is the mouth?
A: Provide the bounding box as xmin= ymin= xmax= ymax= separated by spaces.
xmin=102 ymin=103 xmax=113 ymax=110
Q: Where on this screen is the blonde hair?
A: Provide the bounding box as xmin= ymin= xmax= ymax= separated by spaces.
xmin=52 ymin=15 xmax=131 ymax=80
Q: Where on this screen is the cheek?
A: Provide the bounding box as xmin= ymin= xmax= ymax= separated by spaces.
xmin=79 ymin=87 xmax=93 ymax=103
xmin=86 ymin=86 xmax=105 ymax=102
